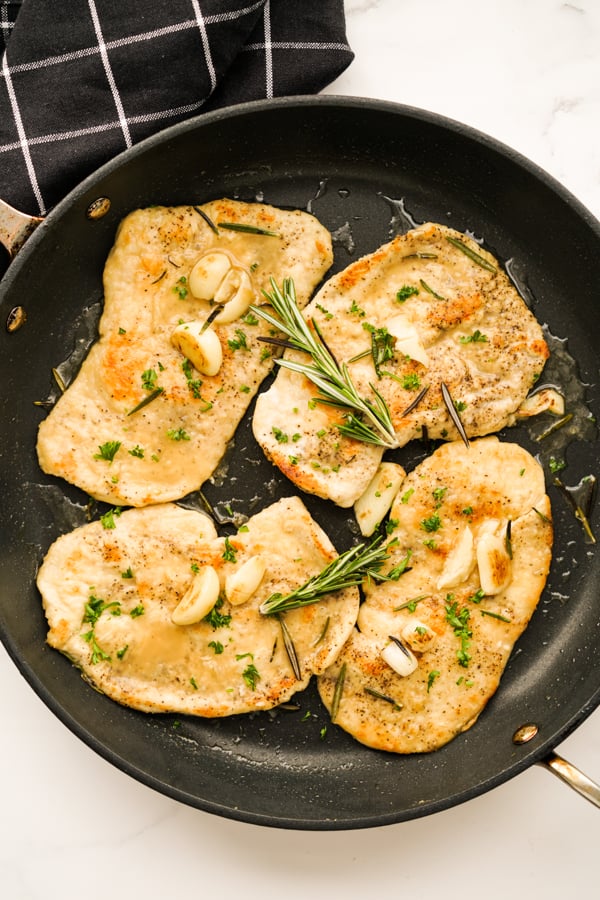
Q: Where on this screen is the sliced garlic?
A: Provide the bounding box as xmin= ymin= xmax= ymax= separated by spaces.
xmin=213 ymin=269 xmax=255 ymax=324
xmin=188 ymin=251 xmax=232 ymax=300
xmin=171 ymin=321 xmax=223 ymax=376
xmin=171 ymin=566 xmax=220 ymax=625
xmin=354 ymin=462 xmax=406 ymax=536
xmin=401 ymin=618 xmax=437 ymax=653
xmin=437 ymin=525 xmax=476 ymax=590
xmin=476 ymin=530 xmax=512 ymax=595
xmin=381 ymin=636 xmax=418 ymax=677
xmin=516 ymin=387 xmax=565 ymax=419
xmin=225 ymin=554 xmax=267 ymax=606
xmin=386 ymin=313 xmax=429 ymax=366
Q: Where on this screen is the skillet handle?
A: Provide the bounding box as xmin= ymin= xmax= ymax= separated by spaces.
xmin=538 ymin=751 xmax=600 ymax=809
xmin=0 ymin=198 xmax=43 ymax=258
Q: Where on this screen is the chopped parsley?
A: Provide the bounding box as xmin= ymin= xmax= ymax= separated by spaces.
xmin=445 ymin=597 xmax=472 ymax=667
xmin=228 ymin=329 xmax=249 ymax=351
xmin=167 ymin=427 xmax=191 ymax=441
xmin=130 ymin=604 xmax=145 ymax=618
xmin=427 ymin=670 xmax=441 ymax=692
xmin=272 ymin=426 xmax=289 ymax=443
xmin=203 ymin=597 xmax=232 ymax=630
xmin=94 ymin=440 xmax=121 ymax=463
xmin=222 ymin=536 xmax=237 ymax=562
xmin=459 ymin=330 xmax=488 ymax=344
xmin=208 ymin=640 xmax=224 ymax=655
xmin=396 ymin=285 xmax=419 ymax=303
xmin=128 ymin=444 xmax=145 ymax=458
xmin=173 ymin=276 xmax=188 ymax=299
xmin=420 ymin=514 xmax=442 ymax=533
xmin=100 ymin=507 xmax=122 ymax=530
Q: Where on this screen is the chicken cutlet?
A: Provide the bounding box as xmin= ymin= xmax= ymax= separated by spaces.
xmin=36 ymin=199 xmax=333 ymax=506
xmin=253 ymin=223 xmax=549 ymax=507
xmin=317 ymin=437 xmax=553 ymax=753
xmin=37 ymin=497 xmax=360 ymax=716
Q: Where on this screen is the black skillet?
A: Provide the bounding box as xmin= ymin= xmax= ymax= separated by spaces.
xmin=1 ymin=96 xmax=599 ymax=829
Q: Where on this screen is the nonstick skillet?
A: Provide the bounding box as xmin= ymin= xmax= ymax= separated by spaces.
xmin=1 ymin=96 xmax=599 ymax=829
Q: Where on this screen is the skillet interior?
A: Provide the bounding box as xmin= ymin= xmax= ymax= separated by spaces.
xmin=1 ymin=96 xmax=599 ymax=829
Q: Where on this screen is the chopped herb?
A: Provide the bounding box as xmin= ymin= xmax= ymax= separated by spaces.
xmin=173 ymin=276 xmax=188 ymax=299
xmin=401 ymin=372 xmax=421 ymax=391
xmin=252 ymin=279 xmax=398 ymax=449
xmin=121 ymin=567 xmax=134 ymax=579
xmin=459 ymin=329 xmax=488 ymax=344
xmin=400 ymin=488 xmax=414 ymax=504
xmin=141 ymin=368 xmax=160 ymax=391
xmin=100 ymin=507 xmax=122 ymax=530
xmin=82 ymin=630 xmax=111 ymax=665
xmin=217 ymin=221 xmax=279 ymax=236
xmin=260 ymin=535 xmax=389 ymax=616
xmin=208 ymin=640 xmax=224 ymax=654
xmin=130 ymin=604 xmax=145 ymax=618
xmin=116 ymin=645 xmax=129 ymax=660
xmin=549 ymin=456 xmax=566 ymax=474
xmin=445 ymin=598 xmax=472 ymax=667
xmin=222 ymin=536 xmax=237 ymax=563
xmin=394 ymin=595 xmax=428 ymax=613
xmin=228 ymin=329 xmax=249 ymax=351
xmin=432 ymin=487 xmax=447 ymax=506
xmin=446 ymin=236 xmax=497 ymax=273
xmin=468 ymin=588 xmax=486 ymax=604
xmin=421 ymin=514 xmax=442 ymax=533
xmin=376 ymin=550 xmax=412 ymax=582
xmin=242 ymin=311 xmax=260 ymax=326
xmin=480 ymin=609 xmax=512 ymax=623
xmin=370 ymin=327 xmax=395 ymax=377
xmin=190 ymin=677 xmax=199 ymax=690
xmin=462 ymin=506 xmax=473 ymax=516
xmin=316 ymin=303 xmax=334 ymax=320
xmin=167 ymin=427 xmax=191 ymax=441
xmin=241 ymin=661 xmax=261 ymax=690
xmin=396 ymin=285 xmax=419 ymax=303
xmin=128 ymin=445 xmax=145 ymax=458
xmin=419 ymin=279 xmax=446 ymax=300
xmin=94 ymin=440 xmax=121 ymax=463
xmin=272 ymin=427 xmax=289 ymax=443
xmin=350 ymin=299 xmax=366 ymax=317
xmin=193 ymin=205 xmax=219 ymax=234
xmin=427 ymin=670 xmax=441 ymax=692
xmin=203 ymin=597 xmax=232 ymax=630
xmin=331 ymin=662 xmax=347 ymax=722
xmin=127 ymin=387 xmax=163 ymax=416
xmin=239 ymin=384 xmax=251 ymax=393
xmin=364 ymin=687 xmax=402 ymax=710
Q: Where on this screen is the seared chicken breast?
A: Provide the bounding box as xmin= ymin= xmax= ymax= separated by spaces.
xmin=317 ymin=437 xmax=553 ymax=752
xmin=38 ymin=497 xmax=360 ymax=716
xmin=253 ymin=223 xmax=549 ymax=506
xmin=37 ymin=200 xmax=333 ymax=506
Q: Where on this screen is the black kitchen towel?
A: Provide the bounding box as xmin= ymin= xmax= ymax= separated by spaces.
xmin=0 ymin=0 xmax=353 ymax=215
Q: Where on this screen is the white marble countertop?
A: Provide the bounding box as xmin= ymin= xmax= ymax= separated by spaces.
xmin=2 ymin=2 xmax=599 ymax=897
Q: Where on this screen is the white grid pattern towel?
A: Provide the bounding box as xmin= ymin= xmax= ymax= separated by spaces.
xmin=0 ymin=0 xmax=354 ymax=215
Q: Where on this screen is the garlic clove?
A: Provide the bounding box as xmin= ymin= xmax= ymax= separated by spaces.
xmin=213 ymin=269 xmax=255 ymax=324
xmin=171 ymin=565 xmax=221 ymax=625
xmin=401 ymin=618 xmax=437 ymax=653
xmin=381 ymin=635 xmax=418 ymax=677
xmin=354 ymin=462 xmax=406 ymax=536
xmin=386 ymin=314 xmax=429 ymax=366
xmin=171 ymin=321 xmax=223 ymax=376
xmin=476 ymin=531 xmax=512 ymax=595
xmin=516 ymin=387 xmax=565 ymax=419
xmin=437 ymin=525 xmax=476 ymax=589
xmin=188 ymin=251 xmax=232 ymax=300
xmin=225 ymin=554 xmax=267 ymax=606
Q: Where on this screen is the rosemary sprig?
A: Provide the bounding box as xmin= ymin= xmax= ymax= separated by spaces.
xmin=259 ymin=535 xmax=389 ymax=616
xmin=251 ymin=278 xmax=399 ymax=449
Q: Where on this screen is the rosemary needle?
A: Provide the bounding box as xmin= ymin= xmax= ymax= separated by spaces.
xmin=259 ymin=535 xmax=389 ymax=616
xmin=251 ymin=278 xmax=399 ymax=449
